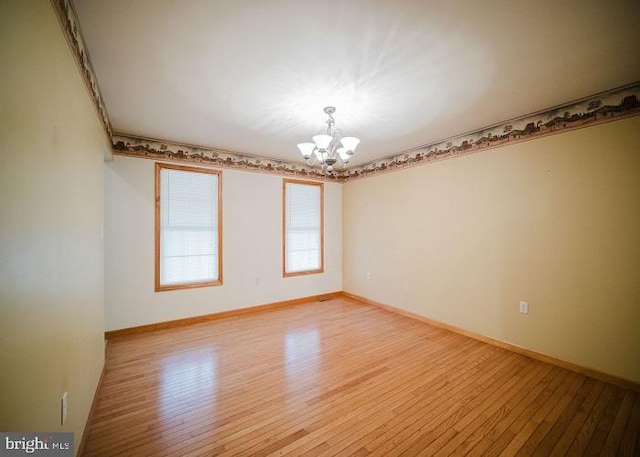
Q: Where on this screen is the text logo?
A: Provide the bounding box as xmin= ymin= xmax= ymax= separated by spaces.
xmin=0 ymin=433 xmax=73 ymax=456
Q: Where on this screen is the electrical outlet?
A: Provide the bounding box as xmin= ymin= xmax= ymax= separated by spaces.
xmin=519 ymin=301 xmax=529 ymax=314
xmin=366 ymin=272 xmax=372 ymax=280
xmin=61 ymin=392 xmax=68 ymax=425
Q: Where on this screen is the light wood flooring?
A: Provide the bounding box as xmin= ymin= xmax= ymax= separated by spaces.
xmin=82 ymin=297 xmax=640 ymax=456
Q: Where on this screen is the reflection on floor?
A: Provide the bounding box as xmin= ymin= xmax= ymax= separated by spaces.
xmin=82 ymin=297 xmax=640 ymax=456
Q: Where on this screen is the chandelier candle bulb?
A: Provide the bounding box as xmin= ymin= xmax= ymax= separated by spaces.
xmin=297 ymin=106 xmax=360 ymax=173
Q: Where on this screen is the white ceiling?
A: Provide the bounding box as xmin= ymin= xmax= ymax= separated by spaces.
xmin=74 ymin=0 xmax=640 ymax=167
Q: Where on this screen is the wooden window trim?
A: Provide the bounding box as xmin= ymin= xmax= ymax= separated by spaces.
xmin=155 ymin=162 xmax=223 ymax=292
xmin=282 ymin=178 xmax=324 ymax=277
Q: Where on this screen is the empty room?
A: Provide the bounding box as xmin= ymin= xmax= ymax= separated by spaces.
xmin=1 ymin=0 xmax=639 ymax=456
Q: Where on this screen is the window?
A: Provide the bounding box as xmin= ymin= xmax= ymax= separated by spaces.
xmin=155 ymin=163 xmax=222 ymax=291
xmin=283 ymin=179 xmax=324 ymax=276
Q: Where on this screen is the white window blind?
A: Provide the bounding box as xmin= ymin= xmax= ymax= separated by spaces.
xmin=284 ymin=180 xmax=323 ymax=275
xmin=157 ymin=165 xmax=221 ymax=290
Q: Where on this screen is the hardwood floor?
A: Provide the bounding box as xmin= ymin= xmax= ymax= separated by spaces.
xmin=82 ymin=298 xmax=640 ymax=456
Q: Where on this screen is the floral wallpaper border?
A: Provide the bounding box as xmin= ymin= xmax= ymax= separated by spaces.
xmin=112 ymin=135 xmax=335 ymax=181
xmin=113 ymin=83 xmax=640 ymax=182
xmin=50 ymin=0 xmax=112 ymax=138
xmin=51 ymin=1 xmax=639 ymax=183
xmin=341 ymin=83 xmax=640 ymax=181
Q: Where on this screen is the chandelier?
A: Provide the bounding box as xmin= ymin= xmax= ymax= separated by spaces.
xmin=297 ymin=107 xmax=360 ymax=172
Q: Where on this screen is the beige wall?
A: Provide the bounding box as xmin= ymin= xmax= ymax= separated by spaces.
xmin=0 ymin=0 xmax=108 ymax=450
xmin=344 ymin=116 xmax=640 ymax=383
xmin=105 ymin=156 xmax=343 ymax=331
